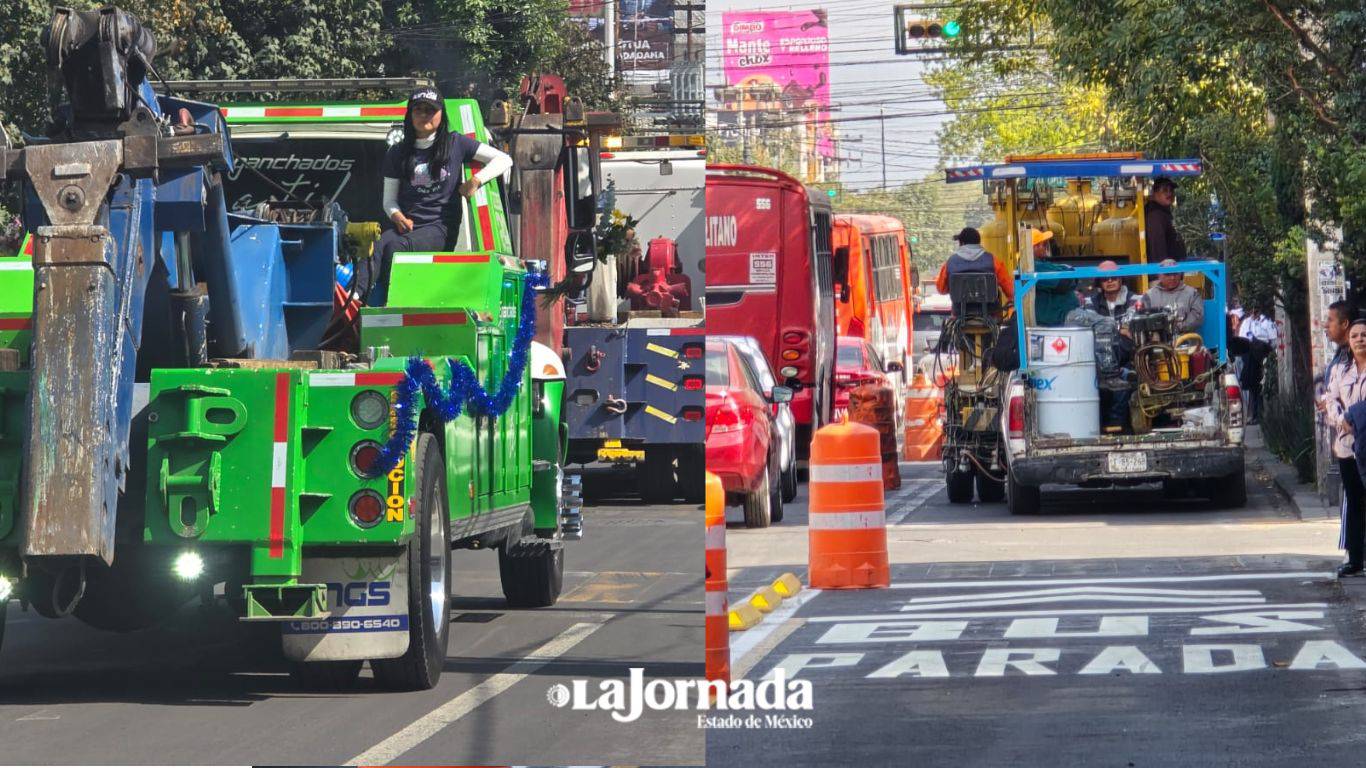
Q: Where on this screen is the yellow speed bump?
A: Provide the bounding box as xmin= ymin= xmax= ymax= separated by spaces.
xmin=747 ymin=585 xmax=783 ymax=613
xmin=729 ymin=601 xmax=763 ymax=631
xmin=772 ymin=573 xmax=803 ymax=598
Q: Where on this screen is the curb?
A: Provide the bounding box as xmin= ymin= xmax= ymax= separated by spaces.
xmin=1246 ymin=439 xmax=1335 ymax=521
xmin=729 ymin=572 xmax=802 ymax=632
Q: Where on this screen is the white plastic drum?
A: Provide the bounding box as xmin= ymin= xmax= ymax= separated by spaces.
xmin=1026 ymin=326 xmax=1100 ymax=438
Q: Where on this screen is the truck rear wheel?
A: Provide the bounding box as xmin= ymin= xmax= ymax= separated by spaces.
xmin=499 ymin=537 xmax=565 ymax=608
xmin=1207 ymin=468 xmax=1247 ymax=509
xmin=976 ymin=472 xmax=1006 ymax=503
xmin=946 ymin=468 xmax=974 ymax=504
xmin=1007 ymin=472 xmax=1042 ymax=515
xmin=639 ymin=449 xmax=676 ymax=504
xmin=290 ymin=660 xmax=363 ymax=690
xmin=743 ymin=466 xmax=773 ymax=528
xmin=371 ymin=433 xmax=450 ymax=692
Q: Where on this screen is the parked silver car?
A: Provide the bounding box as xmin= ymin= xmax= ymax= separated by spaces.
xmin=711 ymin=334 xmax=799 ymax=503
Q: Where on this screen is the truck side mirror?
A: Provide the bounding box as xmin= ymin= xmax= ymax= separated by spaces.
xmin=834 ymin=245 xmax=850 ymax=286
xmin=771 ymin=385 xmax=794 ymax=404
xmin=566 ymin=230 xmax=596 ymax=274
xmin=885 ymin=361 xmax=904 ymax=373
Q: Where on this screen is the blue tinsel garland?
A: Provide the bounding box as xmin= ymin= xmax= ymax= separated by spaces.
xmin=370 ymin=271 xmax=548 ymax=475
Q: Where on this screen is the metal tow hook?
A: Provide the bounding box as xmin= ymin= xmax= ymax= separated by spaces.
xmin=603 ymin=396 xmax=628 ymax=415
xmin=585 ymin=345 xmax=606 ymax=373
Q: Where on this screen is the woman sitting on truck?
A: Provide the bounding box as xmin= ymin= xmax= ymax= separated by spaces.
xmin=361 ymin=86 xmax=514 ymax=306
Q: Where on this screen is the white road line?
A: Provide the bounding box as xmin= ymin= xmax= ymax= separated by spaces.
xmin=887 ymin=482 xmax=940 ymax=525
xmin=898 ymin=594 xmax=1268 ymax=611
xmin=348 ymin=621 xmax=603 ymax=766
xmin=806 ymin=602 xmax=1330 ymax=622
xmin=889 ymin=572 xmax=1335 ymax=589
xmin=903 ymin=586 xmax=1265 ymax=605
xmin=730 ymin=588 xmax=821 ymax=668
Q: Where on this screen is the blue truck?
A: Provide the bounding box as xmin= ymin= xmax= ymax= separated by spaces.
xmin=562 ymin=327 xmax=706 ymax=503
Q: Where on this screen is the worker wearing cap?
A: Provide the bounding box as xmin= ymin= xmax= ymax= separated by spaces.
xmin=1028 ymin=228 xmax=1079 ymax=327
xmin=362 ymin=86 xmax=514 ymax=306
xmin=934 ymin=226 xmax=1013 ymax=304
xmin=1085 ymin=259 xmax=1139 ymax=319
xmin=1143 ymin=259 xmax=1204 ymax=333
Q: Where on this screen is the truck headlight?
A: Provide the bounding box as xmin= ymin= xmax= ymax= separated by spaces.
xmin=174 ymin=552 xmax=205 ymax=581
xmin=0 ymin=575 xmax=12 ymax=601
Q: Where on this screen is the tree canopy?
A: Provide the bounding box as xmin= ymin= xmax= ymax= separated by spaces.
xmin=0 ymin=0 xmax=622 ymax=251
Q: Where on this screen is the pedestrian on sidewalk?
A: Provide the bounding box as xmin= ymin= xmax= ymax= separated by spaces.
xmin=1238 ymin=304 xmax=1277 ymax=424
xmin=1324 ymin=317 xmax=1366 ymax=577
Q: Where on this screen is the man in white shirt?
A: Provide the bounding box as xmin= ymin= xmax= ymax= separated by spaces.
xmin=1237 ymin=306 xmax=1277 ymax=424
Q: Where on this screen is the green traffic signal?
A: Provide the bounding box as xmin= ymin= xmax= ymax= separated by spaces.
xmin=943 ymin=20 xmax=961 ymax=38
xmin=827 ymin=188 xmax=838 ymax=198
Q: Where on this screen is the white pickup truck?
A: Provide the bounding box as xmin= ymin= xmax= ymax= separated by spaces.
xmin=999 ymin=261 xmax=1247 ymax=515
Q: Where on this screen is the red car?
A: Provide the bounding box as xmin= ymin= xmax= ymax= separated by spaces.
xmin=833 ymin=335 xmax=899 ymax=423
xmin=706 ymin=339 xmax=787 ymax=527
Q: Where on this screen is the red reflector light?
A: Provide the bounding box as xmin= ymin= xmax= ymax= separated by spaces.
xmin=1225 ymin=385 xmax=1242 ymax=401
xmin=1008 ymin=395 xmax=1025 ymax=438
xmin=349 ymin=490 xmax=384 ymax=528
xmin=783 ymin=331 xmax=805 ymax=344
xmin=683 ymin=377 xmax=703 ymax=390
xmin=682 ymin=408 xmax=703 ymax=421
xmin=683 ymin=346 xmax=703 ymax=358
xmin=350 ymin=441 xmax=383 ymax=478
xmin=600 ymin=152 xmax=615 ymax=159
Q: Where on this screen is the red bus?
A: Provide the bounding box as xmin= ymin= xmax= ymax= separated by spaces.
xmin=833 ymin=213 xmax=916 ymax=392
xmin=705 ymin=165 xmax=837 ymax=460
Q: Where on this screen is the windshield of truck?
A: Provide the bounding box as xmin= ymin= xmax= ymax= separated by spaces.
xmin=225 ymin=133 xmax=477 ymax=251
xmin=915 ymin=311 xmax=947 ymax=334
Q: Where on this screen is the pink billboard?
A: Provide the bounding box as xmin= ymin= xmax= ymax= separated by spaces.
xmin=721 ymin=9 xmax=833 ymax=158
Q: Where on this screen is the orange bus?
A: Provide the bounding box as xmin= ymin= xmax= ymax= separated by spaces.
xmin=833 ymin=213 xmax=916 ymax=390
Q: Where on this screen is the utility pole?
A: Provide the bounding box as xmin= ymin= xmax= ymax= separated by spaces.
xmin=604 ymin=0 xmax=616 ymax=77
xmin=742 ymin=100 xmax=751 ymax=164
xmin=880 ymin=106 xmax=887 ymax=190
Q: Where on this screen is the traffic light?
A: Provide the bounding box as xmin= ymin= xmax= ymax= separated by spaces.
xmin=905 ymin=18 xmax=960 ymax=40
xmin=826 ymin=188 xmax=838 ymax=199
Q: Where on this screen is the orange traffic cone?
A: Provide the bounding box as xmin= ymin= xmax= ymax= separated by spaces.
xmin=704 ymin=471 xmax=730 ymax=684
xmin=808 ymin=421 xmax=890 ymax=589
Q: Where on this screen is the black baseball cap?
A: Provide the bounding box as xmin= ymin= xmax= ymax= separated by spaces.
xmin=408 ymin=87 xmax=442 ymax=107
xmin=953 ymin=227 xmax=981 ymax=245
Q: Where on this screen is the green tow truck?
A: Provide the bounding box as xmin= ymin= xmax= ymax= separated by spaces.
xmin=0 ymin=7 xmax=583 ymax=690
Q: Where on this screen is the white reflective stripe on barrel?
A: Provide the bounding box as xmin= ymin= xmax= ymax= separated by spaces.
xmin=808 ymin=463 xmax=882 ymax=483
xmin=705 ymin=590 xmax=728 ymax=616
xmin=705 ymin=523 xmax=726 ymax=550
xmin=808 ymin=509 xmax=886 ymax=530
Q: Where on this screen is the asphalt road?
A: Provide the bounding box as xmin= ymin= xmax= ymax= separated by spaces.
xmin=712 ymin=460 xmax=1364 ymax=767
xmin=0 ymin=481 xmax=703 ymax=766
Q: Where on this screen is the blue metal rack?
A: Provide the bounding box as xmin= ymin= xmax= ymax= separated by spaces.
xmin=1012 ymin=260 xmax=1228 ymax=371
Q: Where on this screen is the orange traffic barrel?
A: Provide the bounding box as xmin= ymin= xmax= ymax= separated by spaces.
xmin=808 ymin=421 xmax=890 ymax=589
xmin=705 ymin=471 xmax=730 ymax=684
xmin=902 ymin=375 xmax=944 ymax=461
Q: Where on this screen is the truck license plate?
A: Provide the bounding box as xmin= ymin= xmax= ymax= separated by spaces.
xmin=1108 ymin=452 xmax=1148 ymax=474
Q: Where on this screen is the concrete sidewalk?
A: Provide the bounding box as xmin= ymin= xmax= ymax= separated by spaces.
xmin=1245 ymin=424 xmax=1338 ymax=520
